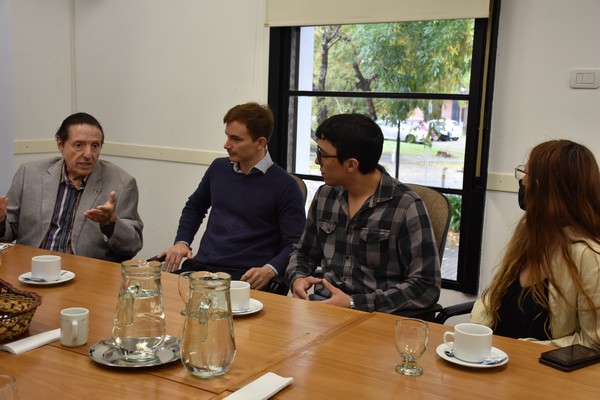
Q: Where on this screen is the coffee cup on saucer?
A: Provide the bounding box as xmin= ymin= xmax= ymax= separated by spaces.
xmin=31 ymin=255 xmax=62 ymax=281
xmin=230 ymin=280 xmax=251 ymax=312
xmin=443 ymin=322 xmax=493 ymax=363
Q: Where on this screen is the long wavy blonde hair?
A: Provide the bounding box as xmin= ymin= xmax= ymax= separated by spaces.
xmin=482 ymin=140 xmax=600 ymax=331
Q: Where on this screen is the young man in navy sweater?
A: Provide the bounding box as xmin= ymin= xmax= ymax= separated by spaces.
xmin=159 ymin=102 xmax=306 ymax=291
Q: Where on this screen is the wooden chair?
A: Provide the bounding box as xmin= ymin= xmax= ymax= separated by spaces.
xmin=398 ymin=184 xmax=476 ymax=324
xmin=289 ymin=173 xmax=308 ymax=204
xmin=265 ymin=173 xmax=309 ymax=295
xmin=406 ymin=183 xmax=451 ymax=259
xmin=394 ymin=183 xmax=451 ymax=321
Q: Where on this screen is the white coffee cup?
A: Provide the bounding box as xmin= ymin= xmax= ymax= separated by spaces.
xmin=230 ymin=281 xmax=251 ymax=312
xmin=31 ymin=255 xmax=62 ymax=281
xmin=60 ymin=307 xmax=89 ymax=347
xmin=443 ymin=322 xmax=493 ymax=363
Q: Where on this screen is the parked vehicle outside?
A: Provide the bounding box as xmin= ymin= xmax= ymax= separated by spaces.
xmin=429 ymin=119 xmax=462 ymax=141
xmin=447 ymin=120 xmax=462 ymax=140
xmin=377 ymin=120 xmax=426 ymax=143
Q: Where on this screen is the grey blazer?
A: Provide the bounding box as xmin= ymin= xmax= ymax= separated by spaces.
xmin=1 ymin=157 xmax=143 ymax=262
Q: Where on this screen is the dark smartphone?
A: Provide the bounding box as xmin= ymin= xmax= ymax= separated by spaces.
xmin=539 ymin=344 xmax=600 ymax=372
xmin=308 ymin=293 xmax=330 ymax=301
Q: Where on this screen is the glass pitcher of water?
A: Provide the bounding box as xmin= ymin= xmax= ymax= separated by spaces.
xmin=112 ymin=260 xmax=166 ymax=362
xmin=181 ymin=271 xmax=236 ymax=378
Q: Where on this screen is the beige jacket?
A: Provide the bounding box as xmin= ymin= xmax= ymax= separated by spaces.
xmin=471 ymin=233 xmax=600 ymax=350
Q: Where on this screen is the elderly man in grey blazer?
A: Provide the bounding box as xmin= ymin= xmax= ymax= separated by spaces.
xmin=0 ymin=112 xmax=143 ymax=262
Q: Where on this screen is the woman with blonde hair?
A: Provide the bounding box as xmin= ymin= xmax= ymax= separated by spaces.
xmin=472 ymin=140 xmax=600 ymax=349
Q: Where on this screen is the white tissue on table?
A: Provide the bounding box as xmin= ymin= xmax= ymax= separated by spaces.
xmin=224 ymin=372 xmax=294 ymax=400
xmin=0 ymin=328 xmax=61 ymax=355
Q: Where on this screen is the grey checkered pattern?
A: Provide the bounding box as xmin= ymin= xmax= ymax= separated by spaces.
xmin=286 ymin=171 xmax=441 ymax=313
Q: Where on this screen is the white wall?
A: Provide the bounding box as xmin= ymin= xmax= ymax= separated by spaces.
xmin=3 ymin=0 xmax=268 ymax=260
xmin=441 ymin=0 xmax=600 ymax=309
xmin=74 ymin=0 xmax=268 ymax=150
xmin=479 ymin=0 xmax=600 ymax=293
xmin=3 ymin=0 xmax=600 ymax=309
xmin=0 ymin=0 xmax=14 ymax=190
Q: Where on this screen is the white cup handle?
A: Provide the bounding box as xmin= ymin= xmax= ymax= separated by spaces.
xmin=443 ymin=331 xmax=454 ymax=347
xmin=71 ymin=320 xmax=79 ymax=344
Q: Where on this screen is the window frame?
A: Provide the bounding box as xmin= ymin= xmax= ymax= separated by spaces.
xmin=267 ymin=9 xmax=499 ymax=294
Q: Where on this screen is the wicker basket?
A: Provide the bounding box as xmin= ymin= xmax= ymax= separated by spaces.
xmin=0 ymin=279 xmax=42 ymax=341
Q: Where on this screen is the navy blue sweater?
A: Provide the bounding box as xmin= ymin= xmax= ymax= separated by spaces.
xmin=175 ymin=158 xmax=306 ymax=275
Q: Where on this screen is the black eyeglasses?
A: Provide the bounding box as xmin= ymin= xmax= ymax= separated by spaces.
xmin=514 ymin=164 xmax=527 ymax=180
xmin=316 ymin=147 xmax=337 ymax=163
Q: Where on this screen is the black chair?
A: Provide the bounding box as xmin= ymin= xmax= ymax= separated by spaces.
xmin=432 ymin=301 xmax=475 ymax=324
xmin=394 ymin=299 xmax=476 ymax=326
xmin=265 ymin=276 xmax=289 ymax=296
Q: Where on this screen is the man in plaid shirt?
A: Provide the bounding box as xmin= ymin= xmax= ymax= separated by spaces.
xmin=285 ymin=114 xmax=440 ymax=314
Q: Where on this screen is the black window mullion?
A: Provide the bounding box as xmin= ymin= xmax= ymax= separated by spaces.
xmin=289 ymin=90 xmax=470 ymax=102
xmin=267 ymin=7 xmax=500 ymax=295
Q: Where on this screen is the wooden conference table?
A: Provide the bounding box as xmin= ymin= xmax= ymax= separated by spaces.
xmin=1 ymin=245 xmax=599 ymax=399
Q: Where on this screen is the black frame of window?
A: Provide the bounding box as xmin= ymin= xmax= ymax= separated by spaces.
xmin=267 ymin=3 xmax=500 ymax=294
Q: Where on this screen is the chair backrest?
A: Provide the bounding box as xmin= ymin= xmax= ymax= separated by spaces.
xmin=394 ymin=184 xmax=451 ymax=321
xmin=406 ymin=183 xmax=451 ymax=259
xmin=290 ymin=173 xmax=308 ymax=205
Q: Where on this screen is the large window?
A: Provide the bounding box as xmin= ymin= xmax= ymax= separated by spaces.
xmin=268 ymin=13 xmax=498 ymax=294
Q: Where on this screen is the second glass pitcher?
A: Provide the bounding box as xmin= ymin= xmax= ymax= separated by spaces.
xmin=181 ymin=271 xmax=236 ymax=378
xmin=112 ymin=260 xmax=166 ymax=362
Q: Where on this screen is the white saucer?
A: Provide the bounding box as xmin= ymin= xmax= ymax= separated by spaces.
xmin=233 ymin=298 xmax=263 ymax=316
xmin=18 ymin=270 xmax=75 ymax=285
xmin=436 ymin=344 xmax=509 ymax=368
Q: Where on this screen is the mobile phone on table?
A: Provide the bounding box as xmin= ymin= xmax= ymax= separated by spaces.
xmin=539 ymin=344 xmax=600 ymax=372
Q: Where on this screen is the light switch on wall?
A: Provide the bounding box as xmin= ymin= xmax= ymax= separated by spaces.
xmin=569 ymin=68 xmax=600 ymax=89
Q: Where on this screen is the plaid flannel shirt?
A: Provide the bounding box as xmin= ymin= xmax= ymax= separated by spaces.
xmin=286 ymin=170 xmax=440 ymax=313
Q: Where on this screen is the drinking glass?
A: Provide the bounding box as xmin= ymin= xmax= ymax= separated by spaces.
xmin=394 ymin=318 xmax=429 ymax=376
xmin=178 ymin=271 xmax=195 ymax=315
xmin=0 ymin=375 xmax=19 ymax=399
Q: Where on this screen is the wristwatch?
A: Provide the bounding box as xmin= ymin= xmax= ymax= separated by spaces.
xmin=349 ymin=296 xmax=356 ymax=309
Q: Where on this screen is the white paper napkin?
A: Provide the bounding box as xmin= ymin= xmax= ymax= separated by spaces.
xmin=0 ymin=328 xmax=61 ymax=355
xmin=224 ymin=372 xmax=294 ymax=400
